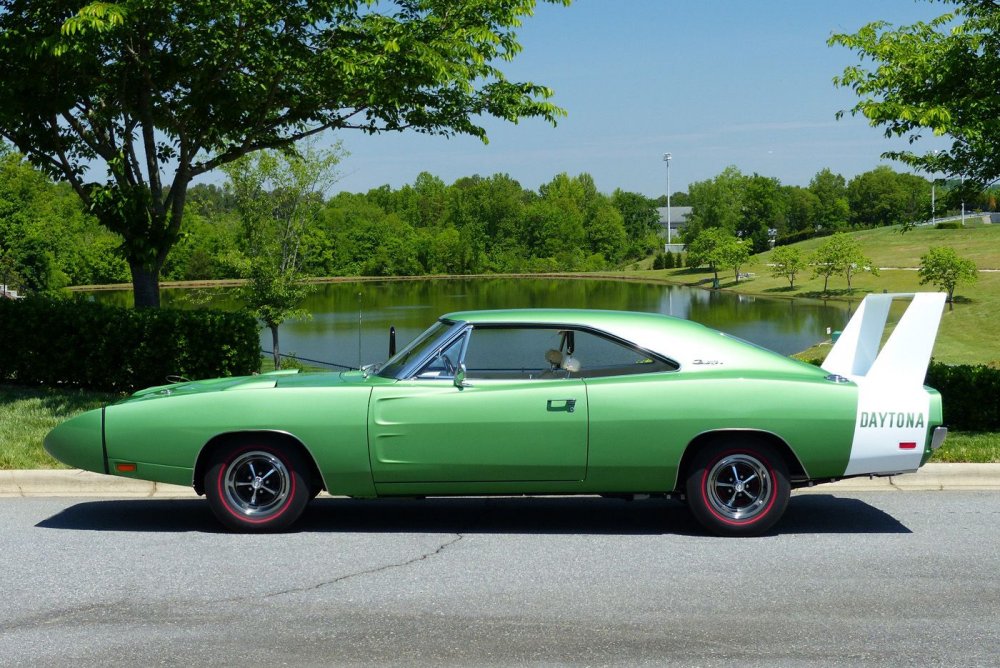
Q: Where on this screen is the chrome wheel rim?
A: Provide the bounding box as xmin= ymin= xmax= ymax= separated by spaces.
xmin=223 ymin=451 xmax=291 ymax=517
xmin=706 ymin=454 xmax=772 ymax=521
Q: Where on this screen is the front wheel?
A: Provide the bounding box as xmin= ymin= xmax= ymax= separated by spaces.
xmin=685 ymin=439 xmax=790 ymax=537
xmin=205 ymin=442 xmax=310 ymax=532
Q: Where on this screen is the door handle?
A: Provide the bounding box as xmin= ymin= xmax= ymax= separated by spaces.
xmin=547 ymin=399 xmax=577 ymax=413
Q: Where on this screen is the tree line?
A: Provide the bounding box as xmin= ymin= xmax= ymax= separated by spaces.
xmin=680 ymin=164 xmax=997 ymax=255
xmin=0 ymin=145 xmax=664 ymax=294
xmin=3 ymin=142 xmax=998 ymax=299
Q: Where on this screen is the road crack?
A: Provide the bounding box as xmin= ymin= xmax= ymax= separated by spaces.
xmin=226 ymin=533 xmax=465 ymax=602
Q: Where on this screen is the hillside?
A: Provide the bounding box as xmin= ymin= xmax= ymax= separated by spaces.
xmin=627 ymin=222 xmax=1000 ymax=365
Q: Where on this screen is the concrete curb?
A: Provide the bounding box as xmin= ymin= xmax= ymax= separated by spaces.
xmin=793 ymin=463 xmax=1000 ymax=493
xmin=0 ymin=469 xmax=197 ymax=498
xmin=1 ymin=464 xmax=998 ymax=498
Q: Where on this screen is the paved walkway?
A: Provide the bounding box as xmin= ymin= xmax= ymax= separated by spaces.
xmin=1 ymin=464 xmax=998 ymax=498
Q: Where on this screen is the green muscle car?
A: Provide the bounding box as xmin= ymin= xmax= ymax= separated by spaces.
xmin=45 ymin=293 xmax=948 ymax=536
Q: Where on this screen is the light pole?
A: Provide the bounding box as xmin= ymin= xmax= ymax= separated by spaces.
xmin=931 ymin=180 xmax=936 ymax=225
xmin=961 ymin=174 xmax=966 ymax=226
xmin=663 ymin=153 xmax=672 ymax=245
xmin=931 ymin=149 xmax=940 ymax=225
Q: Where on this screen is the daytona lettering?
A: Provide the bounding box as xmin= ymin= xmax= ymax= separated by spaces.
xmin=859 ymin=411 xmax=925 ymax=429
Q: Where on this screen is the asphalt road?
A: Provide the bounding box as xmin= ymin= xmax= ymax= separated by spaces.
xmin=1 ymin=492 xmax=997 ymax=667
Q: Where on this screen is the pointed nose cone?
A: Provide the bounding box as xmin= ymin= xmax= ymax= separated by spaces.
xmin=44 ymin=408 xmax=106 ymax=473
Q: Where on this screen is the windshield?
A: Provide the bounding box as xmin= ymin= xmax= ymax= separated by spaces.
xmin=377 ymin=319 xmax=462 ymax=379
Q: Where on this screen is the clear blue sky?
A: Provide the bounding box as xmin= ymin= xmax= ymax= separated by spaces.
xmin=328 ymin=0 xmax=953 ymax=198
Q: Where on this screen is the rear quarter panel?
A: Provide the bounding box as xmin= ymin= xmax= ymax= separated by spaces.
xmin=583 ymin=371 xmax=857 ymax=491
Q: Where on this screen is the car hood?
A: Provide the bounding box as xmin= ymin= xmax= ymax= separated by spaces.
xmin=120 ymin=369 xmax=378 ymax=404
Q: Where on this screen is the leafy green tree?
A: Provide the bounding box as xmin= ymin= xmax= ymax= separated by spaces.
xmin=223 ymin=143 xmax=344 ymax=369
xmin=740 ymin=174 xmax=786 ymax=252
xmin=808 ymin=168 xmax=850 ymax=231
xmin=584 ymin=203 xmax=628 ymax=266
xmin=918 ymin=246 xmax=978 ymax=308
xmin=783 ymin=186 xmax=820 ymax=237
xmin=720 ymin=236 xmax=752 ymax=285
xmin=524 ymin=197 xmax=586 ymax=265
xmin=831 ymin=1 xmax=1000 ymax=191
xmin=687 ymin=227 xmax=741 ymax=286
xmin=611 ymin=189 xmax=660 ymax=257
xmin=847 ymin=167 xmax=929 ymax=228
xmin=769 ymin=246 xmax=805 ymax=289
xmin=685 ymin=166 xmax=746 ymax=240
xmin=810 ymin=233 xmax=878 ymax=292
xmin=0 ymin=0 xmax=568 ymax=307
xmin=448 ymin=173 xmax=531 ymax=270
xmin=0 ymin=148 xmax=127 ymax=290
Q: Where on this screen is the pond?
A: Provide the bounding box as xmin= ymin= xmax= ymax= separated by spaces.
xmin=87 ymin=278 xmax=852 ymax=369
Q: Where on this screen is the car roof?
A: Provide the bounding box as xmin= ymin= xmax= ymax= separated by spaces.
xmin=444 ymin=308 xmax=703 ymax=331
xmin=441 ymin=308 xmax=822 ymax=377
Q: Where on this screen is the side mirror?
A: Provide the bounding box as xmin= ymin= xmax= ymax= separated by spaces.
xmin=453 ymin=363 xmax=469 ymax=388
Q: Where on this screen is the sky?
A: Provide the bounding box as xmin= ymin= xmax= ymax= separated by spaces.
xmin=321 ymin=0 xmax=955 ymax=199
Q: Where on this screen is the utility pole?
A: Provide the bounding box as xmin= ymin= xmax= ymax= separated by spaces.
xmin=663 ymin=153 xmax=672 ymax=246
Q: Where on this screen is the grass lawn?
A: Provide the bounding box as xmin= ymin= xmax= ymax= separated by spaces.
xmin=931 ymin=432 xmax=1000 ymax=463
xmin=0 ymin=384 xmax=119 ymax=469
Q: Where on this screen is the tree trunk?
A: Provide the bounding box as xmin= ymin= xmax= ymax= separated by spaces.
xmin=130 ymin=263 xmax=161 ymax=309
xmin=270 ymin=324 xmax=281 ymax=370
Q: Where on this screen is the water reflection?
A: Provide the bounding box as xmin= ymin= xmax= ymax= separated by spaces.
xmin=86 ymin=278 xmax=851 ymax=368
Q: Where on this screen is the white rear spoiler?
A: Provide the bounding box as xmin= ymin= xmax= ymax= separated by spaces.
xmin=821 ymin=292 xmax=946 ymax=386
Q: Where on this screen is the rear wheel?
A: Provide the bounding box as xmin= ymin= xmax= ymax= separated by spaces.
xmin=205 ymin=441 xmax=310 ymax=532
xmin=685 ymin=439 xmax=790 ymax=537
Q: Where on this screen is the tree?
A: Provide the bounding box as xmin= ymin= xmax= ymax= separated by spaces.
xmin=223 ymin=143 xmax=344 ymax=369
xmin=0 ymin=0 xmax=568 ymax=307
xmin=831 ymin=1 xmax=1000 ymax=192
xmin=720 ymin=236 xmax=752 ymax=285
xmin=740 ymin=173 xmax=786 ymax=252
xmin=810 ymin=233 xmax=878 ymax=292
xmin=918 ymin=246 xmax=978 ymax=308
xmin=0 ymin=147 xmax=127 ymax=290
xmin=687 ymin=227 xmax=745 ymax=286
xmin=783 ymin=186 xmax=820 ymax=237
xmin=653 ymin=191 xmax=691 ymax=207
xmin=769 ymin=246 xmax=805 ymax=289
xmin=611 ymin=189 xmax=660 ymax=258
xmin=685 ymin=166 xmax=746 ymax=240
xmin=808 ymin=168 xmax=849 ymax=231
xmin=847 ymin=167 xmax=928 ymax=228
xmin=584 ymin=202 xmax=628 ymax=266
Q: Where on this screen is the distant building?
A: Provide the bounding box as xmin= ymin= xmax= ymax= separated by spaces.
xmin=656 ymin=206 xmax=692 ymax=252
xmin=1 ymin=284 xmax=21 ymax=300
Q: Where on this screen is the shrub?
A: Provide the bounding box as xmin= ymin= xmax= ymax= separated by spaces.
xmin=774 ymin=228 xmax=833 ymax=247
xmin=935 ymin=221 xmax=962 ymax=230
xmin=0 ymin=297 xmax=260 ymax=392
xmin=925 ymin=362 xmax=1000 ymax=432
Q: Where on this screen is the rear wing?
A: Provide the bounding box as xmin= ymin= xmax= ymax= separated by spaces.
xmin=821 ymin=292 xmax=946 ymax=386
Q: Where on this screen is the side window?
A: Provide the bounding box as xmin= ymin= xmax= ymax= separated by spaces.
xmin=414 ymin=332 xmax=467 ymax=379
xmin=462 ymin=328 xmax=565 ymax=379
xmin=459 ymin=326 xmax=676 ymax=380
xmin=570 ymin=330 xmax=677 ymax=377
